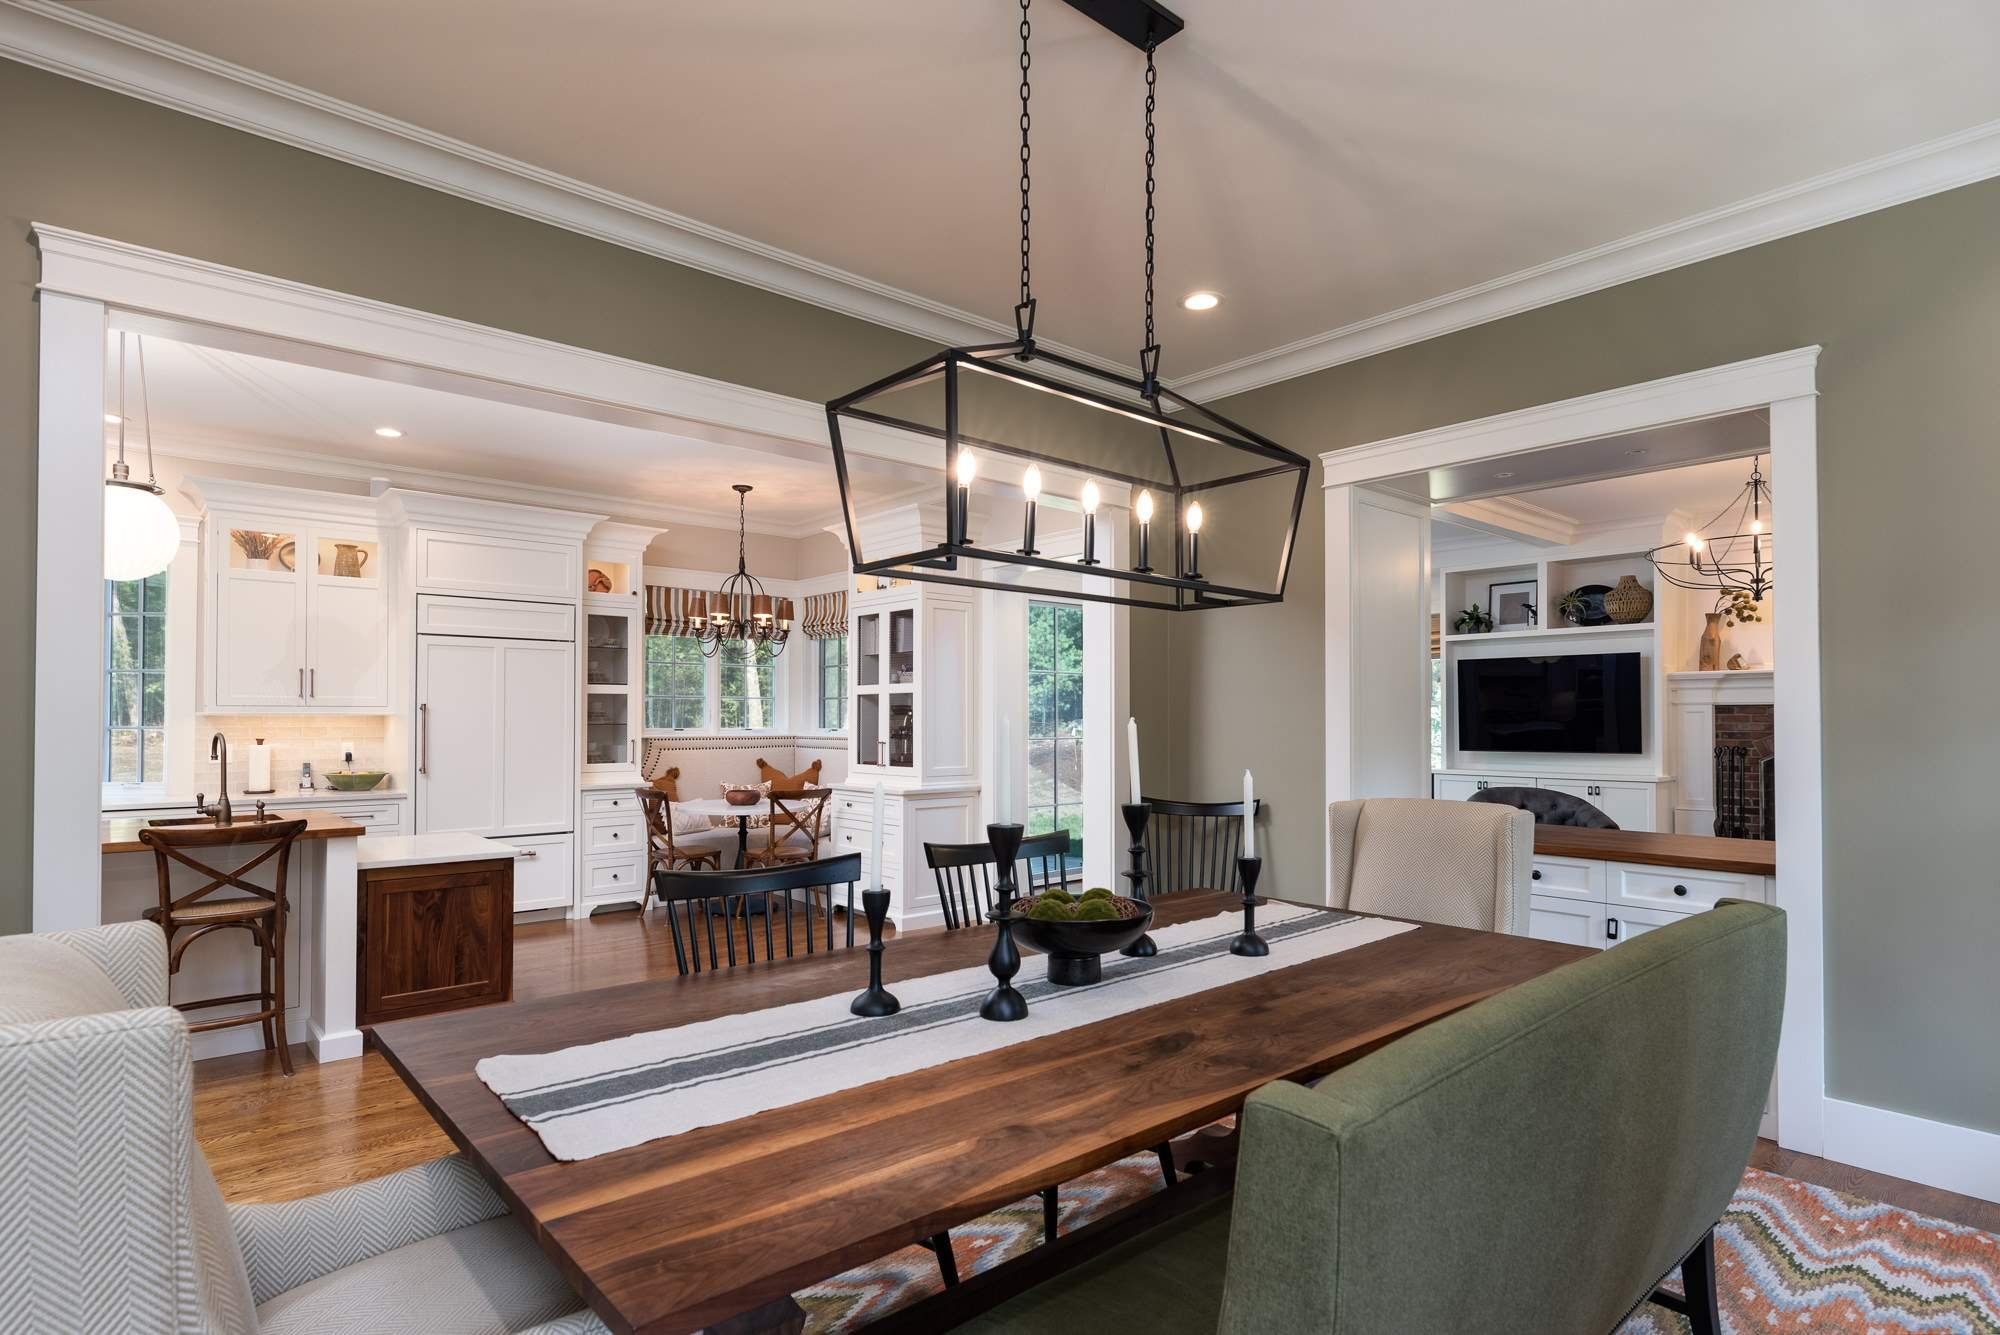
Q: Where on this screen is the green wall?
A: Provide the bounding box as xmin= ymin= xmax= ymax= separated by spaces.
xmin=1186 ymin=175 xmax=2000 ymax=1135
xmin=0 ymin=63 xmax=938 ymax=934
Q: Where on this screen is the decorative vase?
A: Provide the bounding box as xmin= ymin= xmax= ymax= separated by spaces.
xmin=1604 ymin=574 xmax=1653 ymax=624
xmin=1698 ymin=613 xmax=1725 ymax=671
xmin=331 ymin=543 xmax=370 ymax=578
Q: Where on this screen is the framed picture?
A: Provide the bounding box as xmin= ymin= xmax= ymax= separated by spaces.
xmin=1489 ymin=579 xmax=1538 ymax=631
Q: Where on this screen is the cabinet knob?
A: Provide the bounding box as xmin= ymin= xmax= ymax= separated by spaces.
xmin=611 ymin=872 xmax=620 ymax=881
xmin=1607 ymin=917 xmax=1620 ymax=941
xmin=1531 ymin=869 xmax=1542 ymax=881
xmin=1673 ymin=884 xmax=1688 ymax=896
xmin=611 ymin=831 xmax=621 ymax=839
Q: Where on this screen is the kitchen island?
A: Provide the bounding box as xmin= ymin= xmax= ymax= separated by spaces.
xmin=100 ymin=810 xmax=366 ymax=1062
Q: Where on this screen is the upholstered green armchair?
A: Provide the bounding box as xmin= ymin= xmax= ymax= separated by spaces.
xmin=0 ymin=921 xmax=611 ymax=1335
xmin=963 ymin=899 xmax=1785 ymax=1335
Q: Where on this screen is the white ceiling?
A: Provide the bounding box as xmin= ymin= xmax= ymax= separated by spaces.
xmin=112 ymin=335 xmax=907 ymax=533
xmin=57 ymin=0 xmax=2000 ymax=379
xmin=1503 ymin=455 xmax=1770 ymax=530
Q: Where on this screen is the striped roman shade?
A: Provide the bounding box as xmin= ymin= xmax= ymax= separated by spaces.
xmin=801 ymin=590 xmax=848 ymax=640
xmin=644 ymin=586 xmax=708 ymax=637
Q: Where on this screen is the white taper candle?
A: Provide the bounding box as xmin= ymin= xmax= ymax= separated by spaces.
xmin=1127 ymin=717 xmax=1143 ymax=807
xmin=871 ymin=780 xmax=886 ymax=891
xmin=1243 ymin=769 xmax=1256 ymax=859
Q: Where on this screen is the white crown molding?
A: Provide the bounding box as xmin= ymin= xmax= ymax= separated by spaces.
xmin=0 ymin=0 xmax=1129 ymax=382
xmin=1178 ymin=120 xmax=2000 ymax=402
xmin=1431 ymin=496 xmax=1577 ymax=548
xmin=8 ymin=0 xmax=1994 ymax=410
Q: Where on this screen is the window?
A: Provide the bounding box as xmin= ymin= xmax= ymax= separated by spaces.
xmin=818 ymin=635 xmax=848 ymax=731
xmin=1429 ymin=613 xmax=1444 ymax=770
xmin=645 ymin=635 xmax=707 ymax=730
xmin=719 ymin=639 xmax=777 ymax=730
xmin=105 ymin=574 xmax=167 ymax=784
xmin=1026 ymin=601 xmax=1085 ymax=873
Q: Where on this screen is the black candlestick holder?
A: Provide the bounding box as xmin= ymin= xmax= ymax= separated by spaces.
xmin=1230 ymin=856 xmax=1269 ymax=957
xmin=1119 ymin=802 xmax=1157 ymax=958
xmin=849 ymin=887 xmax=901 ymax=1017
xmin=980 ymin=822 xmax=1029 ymax=1021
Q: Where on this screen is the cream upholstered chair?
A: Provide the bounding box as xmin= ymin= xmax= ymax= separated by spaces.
xmin=0 ymin=921 xmax=610 ymax=1335
xmin=1327 ymin=797 xmax=1533 ymax=935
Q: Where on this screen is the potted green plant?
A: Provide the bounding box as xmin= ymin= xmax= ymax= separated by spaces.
xmin=1453 ymin=604 xmax=1494 ymax=635
xmin=1555 ymin=588 xmax=1590 ymax=625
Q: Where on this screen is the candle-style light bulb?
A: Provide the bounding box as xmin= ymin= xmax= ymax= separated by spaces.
xmin=1017 ymin=463 xmax=1040 ymax=556
xmin=1079 ymin=479 xmax=1101 ymax=566
xmin=950 ymin=448 xmax=978 ymax=545
xmin=1685 ymin=532 xmax=1703 ymax=550
xmin=1749 ymin=518 xmax=1762 ymax=534
xmin=1186 ymin=501 xmax=1205 ymax=534
xmin=1134 ymin=489 xmax=1155 ymax=573
xmin=956 ymin=449 xmax=979 ymax=487
xmin=1185 ymin=500 xmax=1206 ymax=580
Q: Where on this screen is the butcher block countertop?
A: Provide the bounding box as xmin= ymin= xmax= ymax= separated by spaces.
xmin=1532 ymin=825 xmax=1776 ymax=876
xmin=99 ymin=809 xmax=365 ymax=854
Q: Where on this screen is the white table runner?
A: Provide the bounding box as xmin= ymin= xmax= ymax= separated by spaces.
xmin=477 ymin=905 xmax=1416 ymax=1161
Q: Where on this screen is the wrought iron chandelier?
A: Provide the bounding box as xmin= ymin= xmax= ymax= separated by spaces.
xmin=1646 ymin=455 xmax=1774 ymax=600
xmin=690 ymin=484 xmax=793 ymax=658
xmin=824 ymin=0 xmax=1308 ymax=611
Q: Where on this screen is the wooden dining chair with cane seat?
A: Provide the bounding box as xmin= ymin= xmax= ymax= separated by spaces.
xmin=636 ymin=787 xmax=726 ymax=881
xmin=926 ymin=830 xmax=1072 ymax=931
xmin=1143 ymin=797 xmax=1262 ymax=896
xmin=136 ymin=817 xmax=308 ymax=1077
xmin=744 ymin=787 xmax=832 ymax=868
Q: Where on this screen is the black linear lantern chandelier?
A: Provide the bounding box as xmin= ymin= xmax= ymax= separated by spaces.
xmin=1645 ymin=456 xmax=1775 ymax=600
xmin=824 ymin=0 xmax=1309 ymax=611
xmin=690 ymin=484 xmax=794 ymax=658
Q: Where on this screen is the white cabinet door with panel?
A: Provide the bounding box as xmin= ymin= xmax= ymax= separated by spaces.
xmin=1604 ymin=903 xmax=1685 ymax=947
xmin=214 ymin=570 xmax=307 ymax=708
xmin=417 ymin=636 xmax=574 ymax=839
xmin=1527 ymin=895 xmax=1608 ymax=950
xmin=306 ymin=576 xmax=388 ymax=707
xmin=508 ymin=833 xmax=575 ymax=912
xmin=414 ymin=528 xmax=577 ymax=601
xmin=1539 ymin=779 xmax=1656 ymax=832
xmin=1432 ymin=773 xmax=1535 ymax=802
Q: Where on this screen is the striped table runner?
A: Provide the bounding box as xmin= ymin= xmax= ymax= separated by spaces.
xmin=477 ymin=905 xmax=1416 ymax=1161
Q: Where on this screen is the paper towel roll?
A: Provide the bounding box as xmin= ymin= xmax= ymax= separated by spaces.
xmin=246 ymin=738 xmax=274 ymax=794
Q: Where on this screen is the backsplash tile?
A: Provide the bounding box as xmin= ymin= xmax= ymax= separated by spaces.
xmin=193 ymin=715 xmax=393 ymax=795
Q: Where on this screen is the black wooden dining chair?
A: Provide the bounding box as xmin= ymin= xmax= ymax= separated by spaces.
xmin=925 ymin=830 xmax=1072 ymax=930
xmin=1142 ymin=796 xmax=1262 ymax=896
xmin=649 ymin=854 xmax=861 ymax=976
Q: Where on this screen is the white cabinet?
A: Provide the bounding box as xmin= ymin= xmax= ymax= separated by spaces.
xmin=201 ymin=499 xmax=389 ymax=712
xmin=828 ymin=782 xmax=976 ymax=932
xmin=1605 ymin=903 xmax=1685 ymax=947
xmin=508 ymin=833 xmax=575 ymax=912
xmin=582 ymin=609 xmax=640 ymax=774
xmin=1527 ymin=896 xmax=1607 ymax=950
xmin=412 ymin=527 xmax=577 ymax=602
xmin=1434 ymin=770 xmax=1670 ymax=831
xmin=849 ymin=585 xmax=976 ymax=783
xmin=416 ymin=635 xmax=574 ymax=838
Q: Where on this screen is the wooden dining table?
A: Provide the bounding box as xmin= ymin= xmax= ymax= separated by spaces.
xmin=372 ymin=891 xmax=1591 ymax=1334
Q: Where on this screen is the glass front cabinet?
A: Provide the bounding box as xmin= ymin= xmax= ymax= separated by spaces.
xmin=583 ymin=609 xmax=637 ymax=770
xmin=847 ymin=583 xmax=975 ymax=786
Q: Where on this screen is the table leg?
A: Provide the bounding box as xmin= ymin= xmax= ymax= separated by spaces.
xmin=702 ymin=1293 xmax=806 ymax=1335
xmin=736 ymin=816 xmax=751 ymax=868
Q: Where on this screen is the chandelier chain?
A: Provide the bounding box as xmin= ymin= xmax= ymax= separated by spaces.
xmin=1018 ymin=0 xmax=1033 ymax=310
xmin=1141 ymin=37 xmax=1157 ymax=376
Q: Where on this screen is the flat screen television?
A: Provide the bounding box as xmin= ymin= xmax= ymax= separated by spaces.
xmin=1456 ymin=651 xmax=1642 ymax=755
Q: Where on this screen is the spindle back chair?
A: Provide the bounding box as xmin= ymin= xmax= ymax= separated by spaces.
xmin=1141 ymin=797 xmax=1262 ymax=896
xmin=924 ymin=830 xmax=1072 ymax=930
xmin=650 ymin=853 xmax=861 ymax=975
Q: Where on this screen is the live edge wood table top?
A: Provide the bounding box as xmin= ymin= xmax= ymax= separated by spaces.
xmin=1532 ymin=825 xmax=1777 ymax=876
xmin=371 ymin=891 xmax=1589 ymax=1335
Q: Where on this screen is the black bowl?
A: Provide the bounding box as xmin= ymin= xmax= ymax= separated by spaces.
xmin=1006 ymin=899 xmax=1156 ymax=986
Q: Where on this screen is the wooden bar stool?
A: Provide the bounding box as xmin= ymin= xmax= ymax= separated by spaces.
xmin=138 ymin=817 xmax=308 ymax=1076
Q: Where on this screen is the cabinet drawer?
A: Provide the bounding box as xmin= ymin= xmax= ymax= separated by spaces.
xmin=414 ymin=529 xmax=577 ymax=602
xmin=831 ymin=824 xmax=900 ymax=864
xmin=508 ymin=833 xmax=574 ymax=912
xmin=581 ymin=788 xmax=642 ymax=816
xmin=1612 ymin=864 xmax=1763 ymax=914
xmin=1528 ymin=855 xmax=1604 ymax=902
xmin=417 ymin=594 xmax=575 ymax=642
xmin=1434 ymin=773 xmax=1535 ymax=802
xmin=580 ymin=813 xmax=641 ymax=855
xmin=581 ymin=854 xmax=645 ymax=902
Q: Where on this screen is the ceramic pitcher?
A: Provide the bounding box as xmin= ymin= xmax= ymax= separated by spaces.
xmin=331 ymin=543 xmax=369 ymax=578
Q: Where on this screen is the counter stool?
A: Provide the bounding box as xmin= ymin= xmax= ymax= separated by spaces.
xmin=138 ymin=817 xmax=308 ymax=1076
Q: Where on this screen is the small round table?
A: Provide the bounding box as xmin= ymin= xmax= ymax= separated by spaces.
xmin=674 ymin=796 xmax=776 ymax=868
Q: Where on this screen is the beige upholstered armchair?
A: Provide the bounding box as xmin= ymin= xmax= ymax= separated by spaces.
xmin=1326 ymin=797 xmax=1533 ymax=935
xmin=0 ymin=921 xmax=610 ymax=1335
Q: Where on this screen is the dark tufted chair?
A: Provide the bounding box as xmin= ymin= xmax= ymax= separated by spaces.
xmin=1468 ymin=785 xmax=1619 ymax=829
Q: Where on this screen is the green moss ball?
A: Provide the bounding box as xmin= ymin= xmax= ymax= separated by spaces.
xmin=1036 ymin=886 xmax=1075 ymax=905
xmin=1026 ymin=896 xmax=1075 ymax=921
xmin=1072 ymin=898 xmax=1118 ymax=921
xmin=1078 ymin=887 xmax=1115 ymax=903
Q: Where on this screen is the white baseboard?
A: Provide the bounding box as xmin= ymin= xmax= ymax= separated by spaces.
xmin=190 ymin=1011 xmax=310 ymax=1062
xmin=1822 ymin=1096 xmax=2000 ymax=1206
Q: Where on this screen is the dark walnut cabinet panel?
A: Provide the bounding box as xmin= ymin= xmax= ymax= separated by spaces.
xmin=358 ymin=858 xmax=514 ymax=1027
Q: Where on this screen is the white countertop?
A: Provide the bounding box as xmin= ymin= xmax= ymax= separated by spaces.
xmin=102 ymin=788 xmax=407 ymax=813
xmin=355 ymin=834 xmax=517 ymax=870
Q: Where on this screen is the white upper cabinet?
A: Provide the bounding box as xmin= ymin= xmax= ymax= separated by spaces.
xmin=195 ymin=484 xmax=392 ymax=713
xmin=412 ymin=527 xmax=577 ymax=602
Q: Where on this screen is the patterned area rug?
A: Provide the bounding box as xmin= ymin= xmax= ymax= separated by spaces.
xmin=799 ymin=1164 xmax=2000 ymax=1334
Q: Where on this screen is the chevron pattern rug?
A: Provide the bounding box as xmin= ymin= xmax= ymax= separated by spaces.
xmin=798 ymin=1166 xmax=2000 ymax=1333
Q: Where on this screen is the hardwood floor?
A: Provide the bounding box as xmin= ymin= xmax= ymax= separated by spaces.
xmin=194 ymin=908 xmax=2000 ymax=1238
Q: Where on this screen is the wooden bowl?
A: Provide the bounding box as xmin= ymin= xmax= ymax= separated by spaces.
xmin=723 ymin=787 xmax=764 ymax=807
xmin=1006 ymin=897 xmax=1155 ymax=986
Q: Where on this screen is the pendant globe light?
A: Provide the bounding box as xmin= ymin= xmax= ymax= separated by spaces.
xmin=103 ymin=332 xmax=180 ymax=581
xmin=824 ymin=0 xmax=1309 ymax=612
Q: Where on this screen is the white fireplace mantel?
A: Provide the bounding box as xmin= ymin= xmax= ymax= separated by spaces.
xmin=1669 ymin=669 xmax=1775 ymax=832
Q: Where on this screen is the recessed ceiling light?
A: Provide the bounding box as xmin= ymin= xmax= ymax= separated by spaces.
xmin=104 ymin=413 xmax=121 ymax=425
xmin=374 ymin=426 xmax=403 ymax=439
xmin=1181 ymin=291 xmax=1221 ymax=311
xmin=1625 ymin=447 xmax=1649 ymax=457
xmin=1494 ymin=471 xmax=1515 ymax=479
